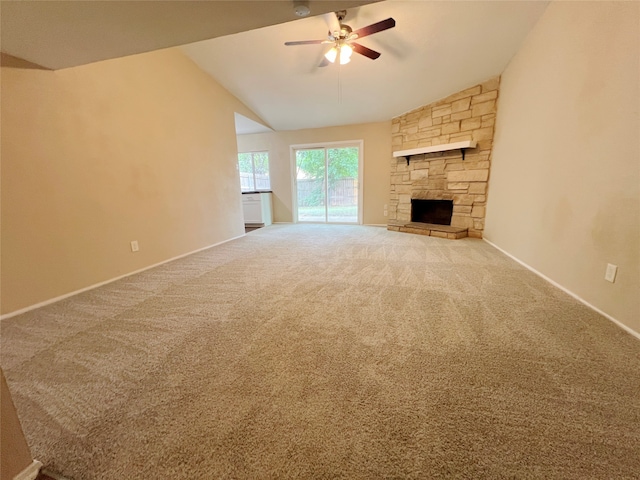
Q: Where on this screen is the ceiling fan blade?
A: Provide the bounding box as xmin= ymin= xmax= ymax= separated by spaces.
xmin=351 ymin=42 xmax=381 ymax=60
xmin=284 ymin=39 xmax=325 ymax=46
xmin=352 ymin=17 xmax=396 ymax=39
xmin=324 ymin=11 xmax=341 ymax=37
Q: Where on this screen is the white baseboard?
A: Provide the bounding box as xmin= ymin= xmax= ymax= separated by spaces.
xmin=0 ymin=234 xmax=245 ymax=321
xmin=13 ymin=460 xmax=42 ymax=480
xmin=483 ymin=238 xmax=640 ymax=341
xmin=275 ymin=222 xmax=385 ymax=227
xmin=40 ymin=468 xmax=72 ymax=480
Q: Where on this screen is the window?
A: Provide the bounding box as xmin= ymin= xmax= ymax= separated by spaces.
xmin=292 ymin=141 xmax=362 ymax=224
xmin=238 ymin=151 xmax=270 ymax=192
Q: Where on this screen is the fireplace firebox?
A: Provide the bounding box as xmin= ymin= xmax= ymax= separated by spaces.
xmin=411 ymin=199 xmax=453 ymax=226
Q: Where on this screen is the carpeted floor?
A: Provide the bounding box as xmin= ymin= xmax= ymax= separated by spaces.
xmin=2 ymin=224 xmax=639 ymax=479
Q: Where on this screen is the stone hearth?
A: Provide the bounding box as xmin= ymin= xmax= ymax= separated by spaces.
xmin=387 ymin=221 xmax=468 ymax=239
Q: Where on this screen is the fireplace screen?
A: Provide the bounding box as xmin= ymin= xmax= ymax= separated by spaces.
xmin=411 ymin=199 xmax=453 ymax=225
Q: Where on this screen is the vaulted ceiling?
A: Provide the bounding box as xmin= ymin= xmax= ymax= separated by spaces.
xmin=1 ymin=1 xmax=549 ymax=133
xmin=183 ymin=1 xmax=549 ymax=131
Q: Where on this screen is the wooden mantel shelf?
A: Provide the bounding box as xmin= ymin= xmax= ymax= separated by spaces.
xmin=393 ymin=140 xmax=477 ymax=164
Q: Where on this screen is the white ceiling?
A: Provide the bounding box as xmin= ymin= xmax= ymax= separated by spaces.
xmin=235 ymin=113 xmax=274 ymax=135
xmin=0 ymin=0 xmax=376 ymax=69
xmin=182 ymin=1 xmax=549 ymax=132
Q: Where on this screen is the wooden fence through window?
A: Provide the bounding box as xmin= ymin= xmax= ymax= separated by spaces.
xmin=297 ymin=178 xmax=358 ymax=207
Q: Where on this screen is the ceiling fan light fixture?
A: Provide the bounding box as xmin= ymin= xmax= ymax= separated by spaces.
xmin=339 ymin=44 xmax=353 ymax=64
xmin=325 ymin=44 xmax=353 ymax=65
xmin=324 ymin=46 xmax=338 ymax=63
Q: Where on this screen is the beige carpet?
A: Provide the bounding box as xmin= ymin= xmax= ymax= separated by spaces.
xmin=2 ymin=224 xmax=639 ymax=479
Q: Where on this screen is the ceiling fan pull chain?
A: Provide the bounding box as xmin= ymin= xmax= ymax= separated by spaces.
xmin=338 ymin=63 xmax=343 ymax=104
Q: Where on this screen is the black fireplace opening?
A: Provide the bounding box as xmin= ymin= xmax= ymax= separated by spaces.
xmin=411 ymin=199 xmax=453 ymax=226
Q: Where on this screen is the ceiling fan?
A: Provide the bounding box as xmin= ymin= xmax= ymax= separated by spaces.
xmin=284 ymin=10 xmax=396 ymax=66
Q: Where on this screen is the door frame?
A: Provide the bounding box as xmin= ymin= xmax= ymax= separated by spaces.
xmin=290 ymin=140 xmax=364 ymax=225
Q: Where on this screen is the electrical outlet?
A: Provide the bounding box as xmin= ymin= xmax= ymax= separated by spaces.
xmin=384 ymin=204 xmax=388 ymax=217
xmin=130 ymin=240 xmax=139 ymax=252
xmin=605 ymin=263 xmax=617 ymax=283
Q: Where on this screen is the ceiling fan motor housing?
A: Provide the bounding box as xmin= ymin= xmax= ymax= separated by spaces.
xmin=339 ymin=24 xmax=353 ymax=40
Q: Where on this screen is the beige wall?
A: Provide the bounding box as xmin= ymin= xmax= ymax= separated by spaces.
xmin=485 ymin=2 xmax=640 ymax=332
xmin=237 ymin=122 xmax=391 ymax=225
xmin=1 ymin=49 xmax=262 ymax=315
xmin=1 ymin=369 xmax=34 ymax=480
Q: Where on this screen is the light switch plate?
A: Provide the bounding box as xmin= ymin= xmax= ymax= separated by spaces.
xmin=605 ymin=263 xmax=617 ymax=283
xmin=131 ymin=240 xmax=139 ymax=252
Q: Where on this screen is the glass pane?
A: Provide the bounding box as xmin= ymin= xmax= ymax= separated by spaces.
xmin=327 ymin=147 xmax=358 ymax=223
xmin=296 ymin=149 xmax=326 ymax=222
xmin=238 ymin=153 xmax=254 ymax=192
xmin=253 ymin=152 xmax=270 ymax=190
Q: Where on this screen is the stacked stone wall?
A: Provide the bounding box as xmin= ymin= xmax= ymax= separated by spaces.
xmin=389 ymin=77 xmax=500 ymax=238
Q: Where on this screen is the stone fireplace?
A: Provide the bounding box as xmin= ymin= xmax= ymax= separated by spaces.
xmin=387 ymin=77 xmax=500 ymax=239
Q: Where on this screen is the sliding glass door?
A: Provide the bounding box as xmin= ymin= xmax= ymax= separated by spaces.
xmin=294 ymin=144 xmax=361 ymax=224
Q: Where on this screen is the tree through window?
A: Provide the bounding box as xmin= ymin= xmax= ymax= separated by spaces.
xmin=238 ymin=151 xmax=270 ymax=192
xmin=295 ymin=146 xmax=359 ymax=223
